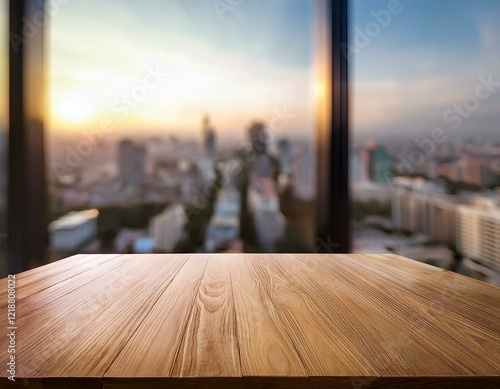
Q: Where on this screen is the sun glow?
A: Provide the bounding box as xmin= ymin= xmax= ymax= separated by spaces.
xmin=53 ymin=100 xmax=93 ymax=124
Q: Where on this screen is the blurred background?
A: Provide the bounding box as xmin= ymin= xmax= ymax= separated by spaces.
xmin=1 ymin=0 xmax=500 ymax=286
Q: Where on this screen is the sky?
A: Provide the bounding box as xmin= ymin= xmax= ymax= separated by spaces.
xmin=351 ymin=0 xmax=500 ymax=140
xmin=4 ymin=0 xmax=500 ymax=146
xmin=47 ymin=0 xmax=315 ymax=142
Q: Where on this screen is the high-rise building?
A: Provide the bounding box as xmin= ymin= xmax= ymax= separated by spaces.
xmin=205 ymin=187 xmax=241 ymax=252
xmin=391 ymin=177 xmax=456 ymax=245
xmin=203 ymin=114 xmax=216 ymax=157
xmin=253 ymin=212 xmax=285 ymax=251
xmin=369 ymin=146 xmax=391 ymax=184
xmin=427 ymin=196 xmax=457 ymax=246
xmin=214 ymin=187 xmax=241 ymax=216
xmin=391 ymin=177 xmax=430 ymax=233
xmin=252 ymin=154 xmax=273 ymax=179
xmin=195 ymin=158 xmax=215 ymax=189
xmin=457 ymin=196 xmax=500 ymax=272
xmin=351 ymin=147 xmax=369 ymax=184
xmin=277 ymin=138 xmax=293 ymax=175
xmin=248 ymin=122 xmax=267 ymax=155
xmin=118 ymin=139 xmax=146 ymax=186
xmin=247 ymin=177 xmax=285 ymax=250
xmin=151 ymin=204 xmax=186 ymax=252
xmin=293 ymin=143 xmax=315 ymax=200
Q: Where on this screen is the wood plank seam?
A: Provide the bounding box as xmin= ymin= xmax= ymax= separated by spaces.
xmin=227 ymin=265 xmax=243 ymax=375
xmin=0 ymin=254 xmax=118 ymax=302
xmin=169 ymin=257 xmax=210 ymax=377
xmin=100 ymin=254 xmax=193 ymax=379
xmin=13 ymin=254 xmax=130 ymax=319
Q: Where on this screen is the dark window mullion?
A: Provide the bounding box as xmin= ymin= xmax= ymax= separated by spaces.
xmin=316 ymin=0 xmax=350 ymax=253
xmin=8 ymin=0 xmax=46 ymax=273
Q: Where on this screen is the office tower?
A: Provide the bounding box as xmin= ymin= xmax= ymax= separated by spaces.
xmin=195 ymin=158 xmax=215 ymax=189
xmin=369 ymin=146 xmax=391 ymax=184
xmin=293 ymin=143 xmax=315 ymax=200
xmin=247 ymin=177 xmax=285 ymax=250
xmin=203 ymin=114 xmax=216 ymax=157
xmin=248 ymin=122 xmax=268 ymax=155
xmin=118 ymin=139 xmax=146 ymax=186
xmin=252 ymin=154 xmax=273 ymax=179
xmin=151 ymin=204 xmax=186 ymax=252
xmin=277 ymin=138 xmax=293 ymax=175
xmin=391 ymin=177 xmax=456 ymax=245
xmin=458 ymin=196 xmax=500 ymax=272
xmin=205 ymin=187 xmax=241 ymax=252
xmin=351 ymin=147 xmax=369 ymax=185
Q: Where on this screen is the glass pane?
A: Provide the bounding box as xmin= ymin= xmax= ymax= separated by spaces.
xmin=350 ymin=0 xmax=500 ymax=285
xmin=0 ymin=0 xmax=8 ymax=276
xmin=47 ymin=0 xmax=318 ymax=258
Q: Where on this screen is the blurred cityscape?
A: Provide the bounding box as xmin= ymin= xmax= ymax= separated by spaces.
xmin=352 ymin=137 xmax=500 ymax=286
xmin=48 ymin=115 xmax=316 ymax=259
xmin=48 ymin=125 xmax=500 ymax=285
xmin=2 ymin=0 xmax=498 ymax=287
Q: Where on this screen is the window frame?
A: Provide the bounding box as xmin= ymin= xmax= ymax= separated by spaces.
xmin=8 ymin=0 xmax=47 ymax=274
xmin=6 ymin=0 xmax=349 ymax=273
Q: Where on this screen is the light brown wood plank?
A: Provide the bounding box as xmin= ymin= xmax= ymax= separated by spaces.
xmin=361 ymin=253 xmax=500 ymax=325
xmin=293 ymin=253 xmax=500 ymax=376
xmin=0 ymin=254 xmax=97 ymax=302
xmin=2 ymin=254 xmax=123 ymax=309
xmin=229 ymin=254 xmax=307 ymax=377
xmin=4 ymin=254 xmax=87 ymax=280
xmin=247 ymin=254 xmax=379 ymax=377
xmin=14 ymin=254 xmax=133 ymax=317
xmin=267 ymin=253 xmax=413 ymax=375
xmin=172 ymin=255 xmax=240 ymax=377
xmin=332 ymin=254 xmax=500 ymax=370
xmin=1 ymin=254 xmax=190 ymax=378
xmin=104 ymin=254 xmax=208 ymax=378
xmin=13 ymin=254 xmax=124 ymax=301
xmin=337 ymin=253 xmax=500 ymax=336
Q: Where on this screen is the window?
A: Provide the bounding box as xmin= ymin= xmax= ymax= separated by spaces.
xmin=350 ymin=0 xmax=500 ymax=285
xmin=46 ymin=0 xmax=321 ymax=258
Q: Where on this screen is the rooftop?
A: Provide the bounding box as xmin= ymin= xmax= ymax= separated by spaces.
xmin=49 ymin=209 xmax=99 ymax=231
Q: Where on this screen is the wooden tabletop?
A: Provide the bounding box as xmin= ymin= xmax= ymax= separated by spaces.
xmin=1 ymin=253 xmax=499 ymax=388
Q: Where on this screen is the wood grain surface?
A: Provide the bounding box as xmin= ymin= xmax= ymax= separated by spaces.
xmin=0 ymin=254 xmax=499 ymax=388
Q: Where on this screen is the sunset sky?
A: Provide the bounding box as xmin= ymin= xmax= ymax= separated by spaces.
xmin=3 ymin=0 xmax=499 ymax=144
xmin=47 ymin=0 xmax=315 ymax=141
